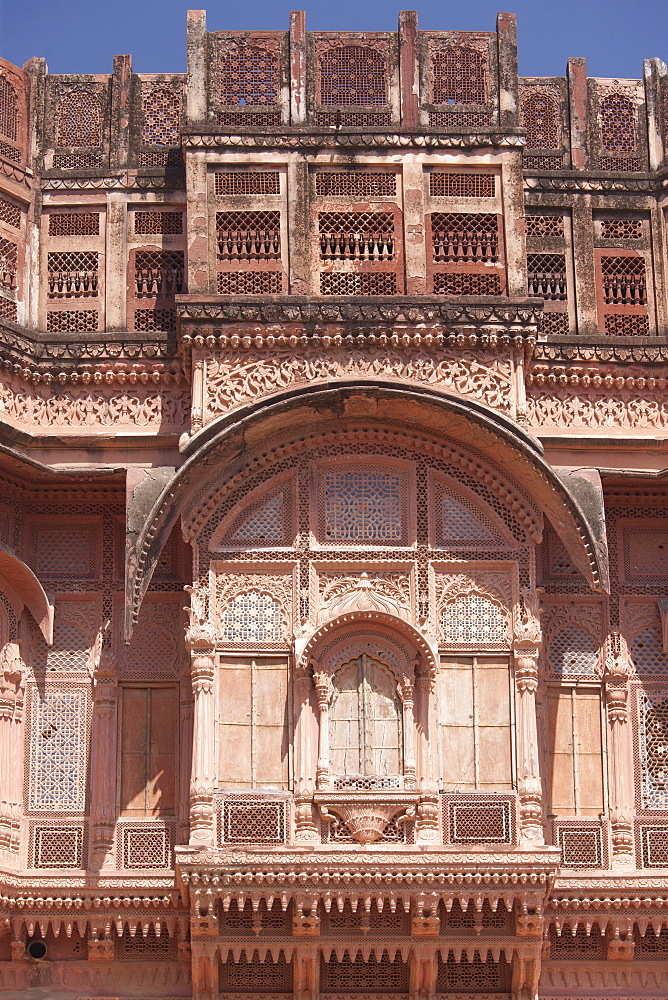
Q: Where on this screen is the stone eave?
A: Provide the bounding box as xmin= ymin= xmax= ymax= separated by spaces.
xmin=180 ymin=129 xmax=526 ymax=150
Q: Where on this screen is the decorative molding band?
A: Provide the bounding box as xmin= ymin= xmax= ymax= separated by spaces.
xmin=182 ymin=130 xmax=527 ymax=150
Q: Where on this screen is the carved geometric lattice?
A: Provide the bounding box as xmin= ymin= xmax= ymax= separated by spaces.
xmin=635 ymin=924 xmax=668 ymax=953
xmin=525 ymin=213 xmax=564 ymax=238
xmin=433 ymin=272 xmax=501 ymax=296
xmin=444 ymin=797 xmax=514 ymax=844
xmin=527 ymin=253 xmax=567 ymax=300
xmin=133 ymin=210 xmax=183 ymax=235
xmin=547 ymin=625 xmax=598 ymax=679
xmin=219 ymin=795 xmax=287 ymax=844
xmin=141 ymin=85 xmax=180 ymax=145
xmin=220 ymin=952 xmax=293 ymax=993
xmin=57 ymin=91 xmax=102 ymax=147
xmin=133 ymin=308 xmax=176 ymax=332
xmin=639 ymin=826 xmax=668 ymax=869
xmin=601 ymin=218 xmax=642 ymax=240
xmin=316 ymin=111 xmax=393 ymax=127
xmin=217 ymin=271 xmax=282 ymax=295
xmin=46 ymin=310 xmax=98 ymax=333
xmin=600 ymin=94 xmax=637 ymax=153
xmin=116 ymin=927 xmax=177 ymax=961
xmin=320 ymin=953 xmax=408 ymax=992
xmin=600 ymin=255 xmax=646 ymax=305
xmin=0 ymin=76 xmax=18 ymax=141
xmin=28 ymin=688 xmax=88 ymax=812
xmin=639 ymin=692 xmax=668 ymax=809
xmin=320 ymin=272 xmax=397 ymax=295
xmin=220 ymin=46 xmax=279 ymax=106
xmin=47 ymin=251 xmax=99 ymax=298
xmin=430 ymin=172 xmax=495 ymax=198
xmin=632 ymin=628 xmax=668 ymax=675
xmin=215 ymin=170 xmax=280 ymax=196
xmin=431 ymin=213 xmax=499 ymax=262
xmin=221 ymin=591 xmax=284 ymax=642
xmin=437 ymin=954 xmax=511 ymax=992
xmin=323 ymin=470 xmax=401 ymax=541
xmin=316 ymin=171 xmax=396 ymax=197
xmin=120 ymin=825 xmax=172 ymax=869
xmin=48 ymin=212 xmax=99 ymax=236
xmin=52 ymin=151 xmax=102 ymax=169
xmin=320 ymin=46 xmax=387 ymax=107
xmin=318 ymin=212 xmax=395 ymax=261
xmin=216 ymin=211 xmax=281 ymax=259
xmin=217 ymin=110 xmax=282 ymax=127
xmin=603 ymin=314 xmax=649 ymax=336
xmin=0 ymin=296 xmax=17 ymax=322
xmin=549 ymin=925 xmax=606 ymax=960
xmin=432 ymin=46 xmax=487 ymax=105
xmin=557 ymin=824 xmax=605 ymax=868
xmin=32 ymin=523 xmax=96 ymax=577
xmin=521 ymin=91 xmax=560 ymax=148
xmin=134 ymin=250 xmax=184 ymax=297
xmin=441 ymin=594 xmax=508 ymax=645
xmin=46 ymin=621 xmax=89 ymax=672
xmin=540 ymin=312 xmax=569 ymax=335
xmin=442 ymin=491 xmax=496 ymax=543
xmin=233 ymin=494 xmax=284 ymax=542
xmin=0 ymin=196 xmax=21 ymax=229
xmin=31 ymin=823 xmax=85 ymax=868
xmin=0 ymin=236 xmax=17 ymax=289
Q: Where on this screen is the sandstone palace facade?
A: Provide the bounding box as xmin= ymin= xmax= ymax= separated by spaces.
xmin=0 ymin=8 xmax=666 ymax=999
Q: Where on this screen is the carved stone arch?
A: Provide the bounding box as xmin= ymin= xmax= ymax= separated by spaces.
xmin=125 ymin=384 xmax=609 ymax=639
xmin=0 ymin=545 xmax=53 ymax=644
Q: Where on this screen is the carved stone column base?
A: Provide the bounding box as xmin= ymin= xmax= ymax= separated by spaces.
xmin=518 ymin=777 xmax=545 ymax=846
xmin=189 ymin=787 xmax=214 ymax=845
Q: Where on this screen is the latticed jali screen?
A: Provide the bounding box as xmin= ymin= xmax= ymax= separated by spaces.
xmin=521 ymin=91 xmax=561 ymax=149
xmin=48 ymin=212 xmax=99 ymax=236
xmin=432 ymin=46 xmax=487 ymax=105
xmin=56 ymin=90 xmax=102 ymax=147
xmin=220 ymin=951 xmax=293 ymax=993
xmin=320 ymin=953 xmax=409 ymax=993
xmin=598 ymin=252 xmax=649 ymax=335
xmin=436 ymin=953 xmax=511 ymax=993
xmin=134 ymin=250 xmax=184 ymax=297
xmin=442 ymin=795 xmax=515 ymax=844
xmin=429 ymin=172 xmax=495 ymax=199
xmin=218 ymin=795 xmax=288 ymax=844
xmin=216 ymin=211 xmax=281 ymax=259
xmin=319 ymin=45 xmax=388 ymax=106
xmin=133 ymin=210 xmax=183 ymax=235
xmin=47 ymin=252 xmax=98 ymax=298
xmin=315 ymin=170 xmax=397 ymax=198
xmin=318 ymin=212 xmax=395 ymax=262
xmin=215 ymin=170 xmax=281 ymax=196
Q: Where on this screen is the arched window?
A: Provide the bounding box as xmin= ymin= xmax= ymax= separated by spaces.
xmin=57 ymin=91 xmax=102 ymax=147
xmin=599 ymin=94 xmax=636 ymax=153
xmin=0 ymin=75 xmax=18 ymax=142
xmin=432 ymin=47 xmax=486 ymax=105
xmin=329 ymin=655 xmax=402 ymax=783
xmin=320 ymin=46 xmax=387 ymax=106
xmin=142 ymin=86 xmax=180 ymax=145
xmin=220 ymin=46 xmax=278 ymax=106
xmin=521 ymin=91 xmax=560 ymax=149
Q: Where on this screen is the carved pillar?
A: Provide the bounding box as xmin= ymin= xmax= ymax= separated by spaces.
xmin=399 ymin=677 xmax=417 ymax=789
xmin=294 ymin=669 xmax=318 ymax=842
xmin=189 ymin=652 xmax=215 ymax=844
xmin=191 ymin=939 xmax=218 ymax=1000
xmin=179 ymin=664 xmax=194 ymax=844
xmin=313 ymin=668 xmax=331 ymax=790
xmin=293 ymin=944 xmax=318 ymax=1000
xmin=515 ymin=651 xmax=544 ymax=845
xmin=0 ymin=638 xmax=24 ymax=855
xmin=604 ymin=639 xmax=635 ymax=866
xmin=90 ymin=651 xmax=118 ymax=860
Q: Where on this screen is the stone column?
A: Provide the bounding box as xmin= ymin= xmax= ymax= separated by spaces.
xmin=604 ymin=639 xmax=635 ymax=866
xmin=89 ymin=652 xmax=118 ymax=861
xmin=179 ymin=664 xmax=194 ymax=844
xmin=515 ymin=650 xmax=544 ymax=845
xmin=313 ymin=669 xmax=331 ymax=789
xmin=294 ymin=668 xmax=318 ymax=842
xmin=399 ymin=677 xmax=417 ymax=788
xmin=189 ymin=651 xmax=215 ymax=844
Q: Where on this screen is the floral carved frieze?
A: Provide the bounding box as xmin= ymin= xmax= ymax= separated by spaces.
xmin=203 ymin=347 xmax=516 ymax=423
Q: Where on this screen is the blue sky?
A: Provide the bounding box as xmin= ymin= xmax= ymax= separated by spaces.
xmin=1 ymin=0 xmax=666 ymax=79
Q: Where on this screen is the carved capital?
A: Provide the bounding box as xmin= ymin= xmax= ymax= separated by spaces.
xmin=312 ymin=670 xmax=331 ymax=708
xmin=518 ymin=776 xmax=544 ymax=844
xmin=191 ymin=655 xmax=215 ymax=695
xmin=189 ymin=786 xmax=214 ymax=844
xmin=604 ymin=676 xmax=629 ymax=723
xmin=514 ymin=653 xmax=539 ymax=693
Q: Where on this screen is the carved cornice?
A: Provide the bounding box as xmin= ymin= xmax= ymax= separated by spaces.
xmin=40 ymin=171 xmax=185 ymax=191
xmin=183 ymin=130 xmax=526 ymax=150
xmin=533 ymin=340 xmax=668 ymax=366
xmin=525 ymin=173 xmax=657 ymax=193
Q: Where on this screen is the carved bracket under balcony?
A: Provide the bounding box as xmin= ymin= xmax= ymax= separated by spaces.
xmin=315 ymin=791 xmax=418 ymax=844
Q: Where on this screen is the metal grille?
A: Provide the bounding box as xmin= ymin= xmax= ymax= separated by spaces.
xmin=116 ymin=927 xmax=177 ymax=961
xmin=221 ymin=591 xmax=284 ymax=643
xmin=219 ymin=795 xmax=287 ymax=844
xmin=431 ymin=213 xmax=499 ymax=262
xmin=527 ymin=253 xmax=567 ymax=300
xmin=601 ymin=218 xmax=642 ymax=239
xmin=547 ymin=625 xmax=598 ymax=679
xmin=217 ymin=271 xmax=283 ymax=295
xmin=0 ymin=196 xmax=20 ymax=228
xmin=441 ymin=595 xmax=508 ymax=645
xmin=0 ymin=76 xmax=18 ymax=141
xmin=436 ymin=954 xmax=511 ymax=993
xmin=28 ymin=688 xmax=88 ymax=812
xmin=639 ymin=692 xmax=668 ymax=808
xmin=133 ymin=210 xmax=183 ymax=235
xmin=48 ymin=212 xmax=99 ymax=236
xmin=216 ymin=211 xmax=281 ymax=259
xmin=141 ymin=85 xmax=180 ymax=145
xmin=604 ymin=313 xmax=649 ymax=336
xmin=432 ymin=46 xmax=487 ymax=104
xmin=323 ymin=470 xmax=401 ymax=541
xmin=319 ymin=46 xmax=388 ymax=107
xmin=600 ymin=254 xmax=646 ymax=304
xmin=220 ymin=952 xmax=292 ymax=993
xmin=557 ymin=824 xmax=605 ymax=868
xmin=433 ymin=272 xmax=501 ymax=296
xmin=600 ymin=93 xmax=637 ymax=152
xmin=521 ymin=91 xmax=560 ymax=148
xmin=430 ymin=172 xmax=494 ymax=198
xmin=318 ymin=212 xmax=395 ymax=261
xmin=47 ymin=251 xmax=99 ymax=297
xmin=316 ymin=171 xmax=396 ymax=197
xmin=0 ymin=236 xmax=17 ymax=289
xmin=120 ymin=824 xmax=172 ymax=869
xmin=30 ymin=823 xmax=85 ymax=869
xmin=215 ymin=170 xmax=280 ymax=195
xmin=220 ymin=45 xmax=279 ymax=106
xmin=134 ymin=250 xmax=184 ymax=296
xmin=320 ymin=953 xmax=408 ymax=993
xmin=320 ymin=272 xmax=397 ymax=295
xmin=57 ymin=90 xmax=102 ymax=147
xmin=133 ymin=308 xmax=176 ymax=332
xmin=46 ymin=309 xmax=98 ymax=332
xmin=525 ymin=213 xmax=564 ymax=238
xmin=445 ymin=797 xmax=513 ymax=844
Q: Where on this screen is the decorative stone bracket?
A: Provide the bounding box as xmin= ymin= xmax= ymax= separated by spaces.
xmin=315 ymin=791 xmax=419 ymax=844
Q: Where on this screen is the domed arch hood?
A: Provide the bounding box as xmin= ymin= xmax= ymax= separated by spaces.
xmin=124 ymin=382 xmax=609 ymax=640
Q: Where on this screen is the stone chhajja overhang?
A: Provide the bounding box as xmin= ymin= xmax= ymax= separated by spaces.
xmin=125 ymin=381 xmax=609 ymax=639
xmin=548 ymin=888 xmax=668 ymax=945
